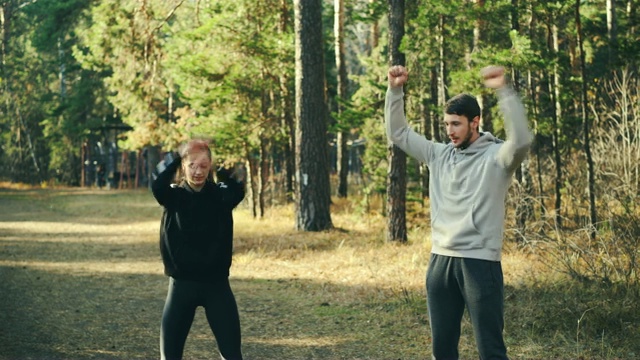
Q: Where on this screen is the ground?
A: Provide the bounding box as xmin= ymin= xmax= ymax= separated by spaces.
xmin=0 ymin=186 xmax=638 ymax=359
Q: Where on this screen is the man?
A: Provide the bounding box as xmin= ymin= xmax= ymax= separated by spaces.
xmin=385 ymin=65 xmax=532 ymax=360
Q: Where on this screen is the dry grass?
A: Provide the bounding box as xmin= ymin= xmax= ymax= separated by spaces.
xmin=0 ymin=185 xmax=638 ymax=359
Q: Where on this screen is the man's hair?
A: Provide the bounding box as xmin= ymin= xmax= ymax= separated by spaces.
xmin=444 ymin=94 xmax=481 ymax=122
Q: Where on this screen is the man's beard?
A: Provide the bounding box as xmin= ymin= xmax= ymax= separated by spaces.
xmin=456 ymin=128 xmax=474 ymax=149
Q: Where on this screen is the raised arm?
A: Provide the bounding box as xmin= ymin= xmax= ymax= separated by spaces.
xmin=151 ymin=152 xmax=181 ymax=208
xmin=385 ymin=65 xmax=441 ymax=165
xmin=216 ymin=164 xmax=246 ymax=210
xmin=481 ymin=66 xmax=533 ymax=173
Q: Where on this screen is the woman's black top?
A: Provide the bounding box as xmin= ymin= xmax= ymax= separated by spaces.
xmin=152 ymin=156 xmax=245 ymax=282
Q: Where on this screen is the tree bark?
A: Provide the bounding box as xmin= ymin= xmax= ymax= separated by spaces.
xmin=576 ymin=0 xmax=598 ymax=239
xmin=367 ymin=0 xmax=379 ymax=56
xmin=508 ymin=0 xmax=533 ymax=234
xmin=437 ymin=14 xmax=448 ymax=129
xmin=259 ymin=133 xmax=269 ymax=219
xmin=386 ymin=0 xmax=407 ymax=242
xmin=474 ymin=0 xmax=495 ymax=134
xmin=294 ymin=0 xmax=333 ymax=231
xmin=279 ymin=0 xmax=295 ymax=201
xmin=245 ymin=144 xmax=259 ymax=219
xmin=430 ymin=67 xmax=441 ymax=143
xmin=549 ymin=19 xmax=564 ymax=228
xmin=420 ymin=97 xmax=431 ymax=201
xmin=335 ymin=0 xmax=349 ymax=198
xmin=607 ymin=0 xmax=617 ymax=62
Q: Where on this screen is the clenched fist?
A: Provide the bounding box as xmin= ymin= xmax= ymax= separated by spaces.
xmin=388 ymin=65 xmax=409 ymax=88
xmin=480 ymin=65 xmax=507 ymax=89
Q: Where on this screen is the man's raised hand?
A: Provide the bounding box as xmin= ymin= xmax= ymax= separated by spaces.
xmin=480 ymin=65 xmax=507 ymax=89
xmin=388 ymin=65 xmax=408 ymax=88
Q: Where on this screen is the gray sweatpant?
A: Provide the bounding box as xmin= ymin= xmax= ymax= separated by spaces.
xmin=426 ymin=254 xmax=508 ymax=360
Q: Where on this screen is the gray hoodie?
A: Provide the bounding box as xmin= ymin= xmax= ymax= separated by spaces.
xmin=385 ymin=86 xmax=532 ymax=261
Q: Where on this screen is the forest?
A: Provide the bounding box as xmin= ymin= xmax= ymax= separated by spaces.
xmin=0 ymin=0 xmax=639 ymax=282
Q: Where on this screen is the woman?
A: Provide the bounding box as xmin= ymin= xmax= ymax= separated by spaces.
xmin=152 ymin=140 xmax=245 ymax=360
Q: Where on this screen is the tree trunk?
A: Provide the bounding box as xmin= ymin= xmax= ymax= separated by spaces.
xmin=576 ymin=0 xmax=598 ymax=239
xmin=58 ymin=36 xmax=66 ymax=97
xmin=437 ymin=14 xmax=448 ymax=128
xmin=509 ymin=0 xmax=533 ymax=233
xmin=386 ymin=0 xmax=407 ymax=243
xmin=526 ymin=5 xmax=546 ymax=218
xmin=474 ymin=0 xmax=495 ymax=134
xmin=294 ymin=0 xmax=333 ymax=231
xmin=81 ymin=142 xmax=87 ymax=187
xmin=430 ymin=67 xmax=441 ymax=143
xmin=245 ymin=144 xmax=259 ymax=219
xmin=607 ymin=0 xmax=617 ymax=62
xmin=550 ymin=20 xmax=563 ymax=228
xmin=628 ymin=0 xmax=637 ymax=36
xmin=511 ymin=0 xmax=520 ymax=93
xmin=420 ymin=97 xmax=431 ymax=201
xmin=511 ymin=0 xmax=520 ymax=33
xmin=281 ymin=78 xmax=295 ymax=202
xmin=135 ymin=149 xmax=141 ymax=189
xmin=335 ymin=0 xmax=349 ymax=198
xmin=259 ymin=133 xmax=269 ymax=219
xmin=279 ymin=0 xmax=295 ymax=202
xmin=527 ymin=71 xmax=546 ymax=217
xmin=367 ymin=0 xmax=379 ymax=56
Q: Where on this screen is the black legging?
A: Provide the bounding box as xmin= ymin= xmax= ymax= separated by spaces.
xmin=160 ymin=277 xmax=243 ymax=360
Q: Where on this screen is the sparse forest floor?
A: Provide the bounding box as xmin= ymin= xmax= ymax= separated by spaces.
xmin=0 ymin=185 xmax=638 ymax=359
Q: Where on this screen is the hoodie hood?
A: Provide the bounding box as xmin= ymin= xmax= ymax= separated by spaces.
xmin=455 ymin=131 xmax=504 ymax=155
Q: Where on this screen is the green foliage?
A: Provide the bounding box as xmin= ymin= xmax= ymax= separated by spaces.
xmin=350 ymin=35 xmax=388 ymax=196
xmin=75 ymin=0 xmax=179 ymax=149
xmin=160 ymin=0 xmax=292 ymax=159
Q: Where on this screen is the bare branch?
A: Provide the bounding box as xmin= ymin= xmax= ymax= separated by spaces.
xmin=153 ymin=0 xmax=186 ymax=33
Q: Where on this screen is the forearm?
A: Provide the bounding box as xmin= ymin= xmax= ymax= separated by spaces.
xmin=384 ymin=86 xmax=436 ymax=164
xmin=152 ymin=153 xmax=181 ymax=206
xmin=496 ymin=87 xmax=533 ymax=170
xmin=220 ymin=179 xmax=245 ymax=209
xmin=229 ymin=180 xmax=245 ymax=208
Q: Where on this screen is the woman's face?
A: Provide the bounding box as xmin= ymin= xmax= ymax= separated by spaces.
xmin=182 ymin=150 xmax=212 ymax=191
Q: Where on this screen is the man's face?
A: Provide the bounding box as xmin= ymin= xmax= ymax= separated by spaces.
xmin=444 ymin=113 xmax=478 ymax=149
xmin=183 ymin=151 xmax=211 ymax=190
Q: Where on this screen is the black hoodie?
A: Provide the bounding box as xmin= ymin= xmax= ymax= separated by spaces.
xmin=151 ymin=156 xmax=245 ymax=282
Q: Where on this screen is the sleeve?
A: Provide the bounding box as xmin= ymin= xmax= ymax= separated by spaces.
xmin=217 ymin=178 xmax=245 ymax=210
xmin=494 ymin=87 xmax=533 ymax=173
xmin=384 ymin=86 xmax=443 ymax=166
xmin=151 ymin=152 xmax=182 ymax=208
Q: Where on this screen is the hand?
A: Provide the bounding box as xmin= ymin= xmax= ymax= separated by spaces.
xmin=216 ymin=166 xmax=232 ymax=182
xmin=177 ymin=143 xmax=189 ymax=158
xmin=480 ymin=65 xmax=507 ymax=89
xmin=388 ymin=65 xmax=408 ymax=88
xmin=230 ymin=164 xmax=247 ymax=183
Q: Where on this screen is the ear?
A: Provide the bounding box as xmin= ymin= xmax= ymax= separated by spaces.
xmin=471 ymin=116 xmax=480 ymax=132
